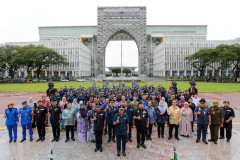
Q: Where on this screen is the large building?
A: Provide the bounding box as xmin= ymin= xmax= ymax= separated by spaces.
xmin=4 ymin=6 xmax=240 ymax=79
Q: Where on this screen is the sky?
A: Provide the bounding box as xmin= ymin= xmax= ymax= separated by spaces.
xmin=1 ymin=0 xmax=240 ymax=68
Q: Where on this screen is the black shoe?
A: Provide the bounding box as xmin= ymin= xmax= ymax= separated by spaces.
xmin=168 ymin=137 xmax=172 ymax=140
xmin=94 ymin=148 xmax=98 ymax=152
xmin=227 ymin=139 xmax=230 ymax=143
xmin=108 ymin=139 xmax=111 ymax=143
xmin=117 ymin=153 xmax=120 ymax=157
xmin=99 ymin=147 xmax=103 ymax=152
xmin=148 ymin=137 xmax=152 ymax=140
xmin=30 ymin=138 xmax=33 ymax=142
xmin=146 ymin=137 xmax=149 ymax=141
xmin=65 ymin=139 xmax=69 ymax=142
xmin=51 ymin=139 xmax=56 ymax=142
xmin=196 ymin=139 xmax=200 ymax=143
xmin=122 ymin=152 xmax=126 ymax=156
xmin=41 ymin=137 xmax=45 ymax=141
xmin=219 ymin=137 xmax=224 ymax=139
xmin=162 ymin=135 xmax=164 ymax=139
xmin=208 ymin=139 xmax=214 ymax=142
xmin=137 ymin=144 xmax=141 ymax=149
xmin=9 ymin=140 xmax=12 ymax=143
xmin=36 ymin=138 xmax=42 ymax=142
xmin=141 ymin=144 xmax=146 ymax=149
xmin=112 ymin=139 xmax=116 ymax=143
xmin=214 ymin=141 xmax=218 ymax=144
xmin=192 ymin=130 xmax=194 ymax=132
xmin=175 ymin=137 xmax=180 ymax=141
xmin=20 ymin=138 xmax=26 ymax=143
xmin=104 ymin=131 xmax=107 ymax=135
xmin=14 ymin=139 xmax=17 ymax=143
xmin=71 ymin=138 xmax=75 ymax=141
xmin=129 ymin=139 xmax=132 ymax=142
xmin=158 ymin=135 xmax=160 ymax=138
xmin=56 ymin=138 xmax=59 ymax=142
xmin=203 ymin=140 xmax=208 ymax=144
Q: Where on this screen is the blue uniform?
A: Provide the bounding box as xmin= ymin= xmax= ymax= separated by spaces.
xmin=106 ymin=106 xmax=118 ymax=140
xmin=195 ymin=106 xmax=209 ymax=140
xmin=113 ymin=113 xmax=128 ymax=154
xmin=19 ymin=107 xmax=33 ymax=139
xmin=5 ymin=108 xmax=19 ymax=140
xmin=126 ymin=106 xmax=134 ymax=140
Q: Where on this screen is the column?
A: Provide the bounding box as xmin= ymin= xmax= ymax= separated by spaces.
xmin=184 ymin=70 xmax=186 ymax=77
xmin=33 ymin=71 xmax=35 ymax=77
xmin=58 ymin=71 xmax=60 ymax=77
xmin=65 ymin=71 xmax=67 ymax=77
xmin=226 ymin=70 xmax=228 ymax=76
xmin=170 ymin=70 xmax=172 ymax=77
xmin=52 ymin=71 xmax=54 ymax=77
xmin=212 ymin=69 xmax=214 ymax=76
xmin=198 ymin=71 xmax=200 ymax=76
xmin=191 ymin=69 xmax=193 ymax=77
xmin=163 ymin=70 xmax=165 ymax=76
xmin=177 ymin=70 xmax=179 ymax=77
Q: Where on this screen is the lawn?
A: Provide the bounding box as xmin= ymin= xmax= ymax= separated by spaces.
xmin=0 ymin=81 xmax=239 ymax=93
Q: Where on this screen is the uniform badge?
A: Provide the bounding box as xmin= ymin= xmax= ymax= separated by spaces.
xmin=25 ymin=113 xmax=28 ymax=116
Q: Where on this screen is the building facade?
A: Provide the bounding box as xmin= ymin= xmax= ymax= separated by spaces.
xmin=3 ymin=7 xmax=240 ymax=79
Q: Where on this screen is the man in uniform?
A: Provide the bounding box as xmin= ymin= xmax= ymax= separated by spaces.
xmin=34 ymin=100 xmax=48 ymax=142
xmin=208 ymin=100 xmax=224 ymax=144
xmin=19 ymin=101 xmax=34 ymax=142
xmin=92 ymin=103 xmax=105 ymax=152
xmin=49 ymin=99 xmax=62 ymax=142
xmin=105 ymin=100 xmax=117 ymax=143
xmin=194 ymin=98 xmax=209 ymax=144
xmin=133 ymin=101 xmax=149 ymax=149
xmin=219 ymin=101 xmax=235 ymax=142
xmin=113 ymin=106 xmax=129 ymax=157
xmin=4 ymin=102 xmax=19 ymax=143
xmin=126 ymin=99 xmax=134 ymax=142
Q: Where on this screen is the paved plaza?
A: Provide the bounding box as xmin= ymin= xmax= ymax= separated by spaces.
xmin=0 ymin=92 xmax=240 ymax=160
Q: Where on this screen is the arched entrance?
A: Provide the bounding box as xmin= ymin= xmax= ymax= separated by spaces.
xmin=97 ymin=7 xmax=147 ymax=76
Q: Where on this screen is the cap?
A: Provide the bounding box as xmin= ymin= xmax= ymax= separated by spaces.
xmin=7 ymin=102 xmax=14 ymax=106
xmin=213 ymin=100 xmax=219 ymax=103
xmin=110 ymin=100 xmax=114 ymax=103
xmin=138 ymin=100 xmax=143 ymax=104
xmin=119 ymin=105 xmax=125 ymax=110
xmin=21 ymin=101 xmax=27 ymax=105
xmin=52 ymin=99 xmax=57 ymax=102
xmin=223 ymin=101 xmax=230 ymax=104
xmin=96 ymin=102 xmax=101 ymax=107
xmin=126 ymin=99 xmax=131 ymax=102
xmin=37 ymin=100 xmax=42 ymax=103
xmin=184 ymin=102 xmax=189 ymax=105
xmin=199 ymin=98 xmax=206 ymax=103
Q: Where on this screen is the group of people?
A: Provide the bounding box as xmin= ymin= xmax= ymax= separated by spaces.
xmin=4 ymin=80 xmax=235 ymax=157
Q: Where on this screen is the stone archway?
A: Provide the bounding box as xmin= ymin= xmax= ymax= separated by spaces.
xmin=97 ymin=7 xmax=147 ymax=76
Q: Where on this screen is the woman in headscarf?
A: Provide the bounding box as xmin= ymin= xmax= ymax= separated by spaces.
xmin=179 ymin=102 xmax=193 ymax=137
xmin=77 ymin=103 xmax=89 ymax=143
xmin=27 ymin=97 xmax=37 ymax=128
xmin=158 ymin=97 xmax=168 ymax=109
xmin=155 ymin=101 xmax=168 ymax=138
xmin=89 ymin=104 xmax=96 ymax=142
xmin=60 ymin=97 xmax=68 ymax=129
xmin=72 ymin=99 xmax=79 ymax=110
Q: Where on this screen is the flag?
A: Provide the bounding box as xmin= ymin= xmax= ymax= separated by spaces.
xmin=170 ymin=147 xmax=177 ymax=160
xmin=138 ymin=42 xmax=141 ymax=56
xmin=102 ymin=43 xmax=105 ymax=56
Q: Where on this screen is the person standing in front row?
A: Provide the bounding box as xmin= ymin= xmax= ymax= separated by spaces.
xmin=134 ymin=101 xmax=149 ymax=149
xmin=4 ymin=102 xmax=19 ymax=143
xmin=113 ymin=106 xmax=129 ymax=157
xmin=76 ymin=103 xmax=89 ymax=143
xmin=168 ymin=100 xmax=181 ymax=140
xmin=208 ymin=100 xmax=224 ymax=144
xmin=92 ymin=103 xmax=105 ymax=152
xmin=156 ymin=101 xmax=168 ymax=138
xmin=195 ymin=98 xmax=209 ymax=144
xmin=146 ymin=101 xmax=155 ymax=140
xmin=63 ymin=102 xmax=76 ymax=142
xmin=219 ymin=101 xmax=235 ymax=142
xmin=49 ymin=99 xmax=62 ymax=142
xmin=35 ymin=100 xmax=48 ymax=142
xmin=19 ymin=101 xmax=34 ymax=142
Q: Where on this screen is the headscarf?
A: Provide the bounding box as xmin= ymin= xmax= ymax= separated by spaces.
xmin=160 ymin=97 xmax=168 ymax=109
xmin=27 ymin=97 xmax=34 ymax=109
xmin=79 ymin=104 xmax=88 ymax=118
xmin=158 ymin=101 xmax=167 ymax=113
xmin=72 ymin=99 xmax=78 ymax=110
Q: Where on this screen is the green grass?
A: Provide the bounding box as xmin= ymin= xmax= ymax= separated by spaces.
xmin=0 ymin=81 xmax=239 ymax=93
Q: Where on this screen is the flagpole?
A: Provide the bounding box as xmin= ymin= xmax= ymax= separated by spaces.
xmin=121 ymin=40 xmax=122 ymax=80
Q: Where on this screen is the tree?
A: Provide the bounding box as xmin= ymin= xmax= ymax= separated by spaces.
xmin=34 ymin=45 xmax=68 ymax=79
xmin=185 ymin=48 xmax=212 ymax=82
xmin=0 ymin=45 xmax=21 ymax=80
xmin=16 ymin=45 xmax=39 ymax=82
xmin=123 ymin=68 xmax=131 ymax=76
xmin=229 ymin=44 xmax=240 ymax=82
xmin=111 ymin=68 xmax=121 ymax=76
